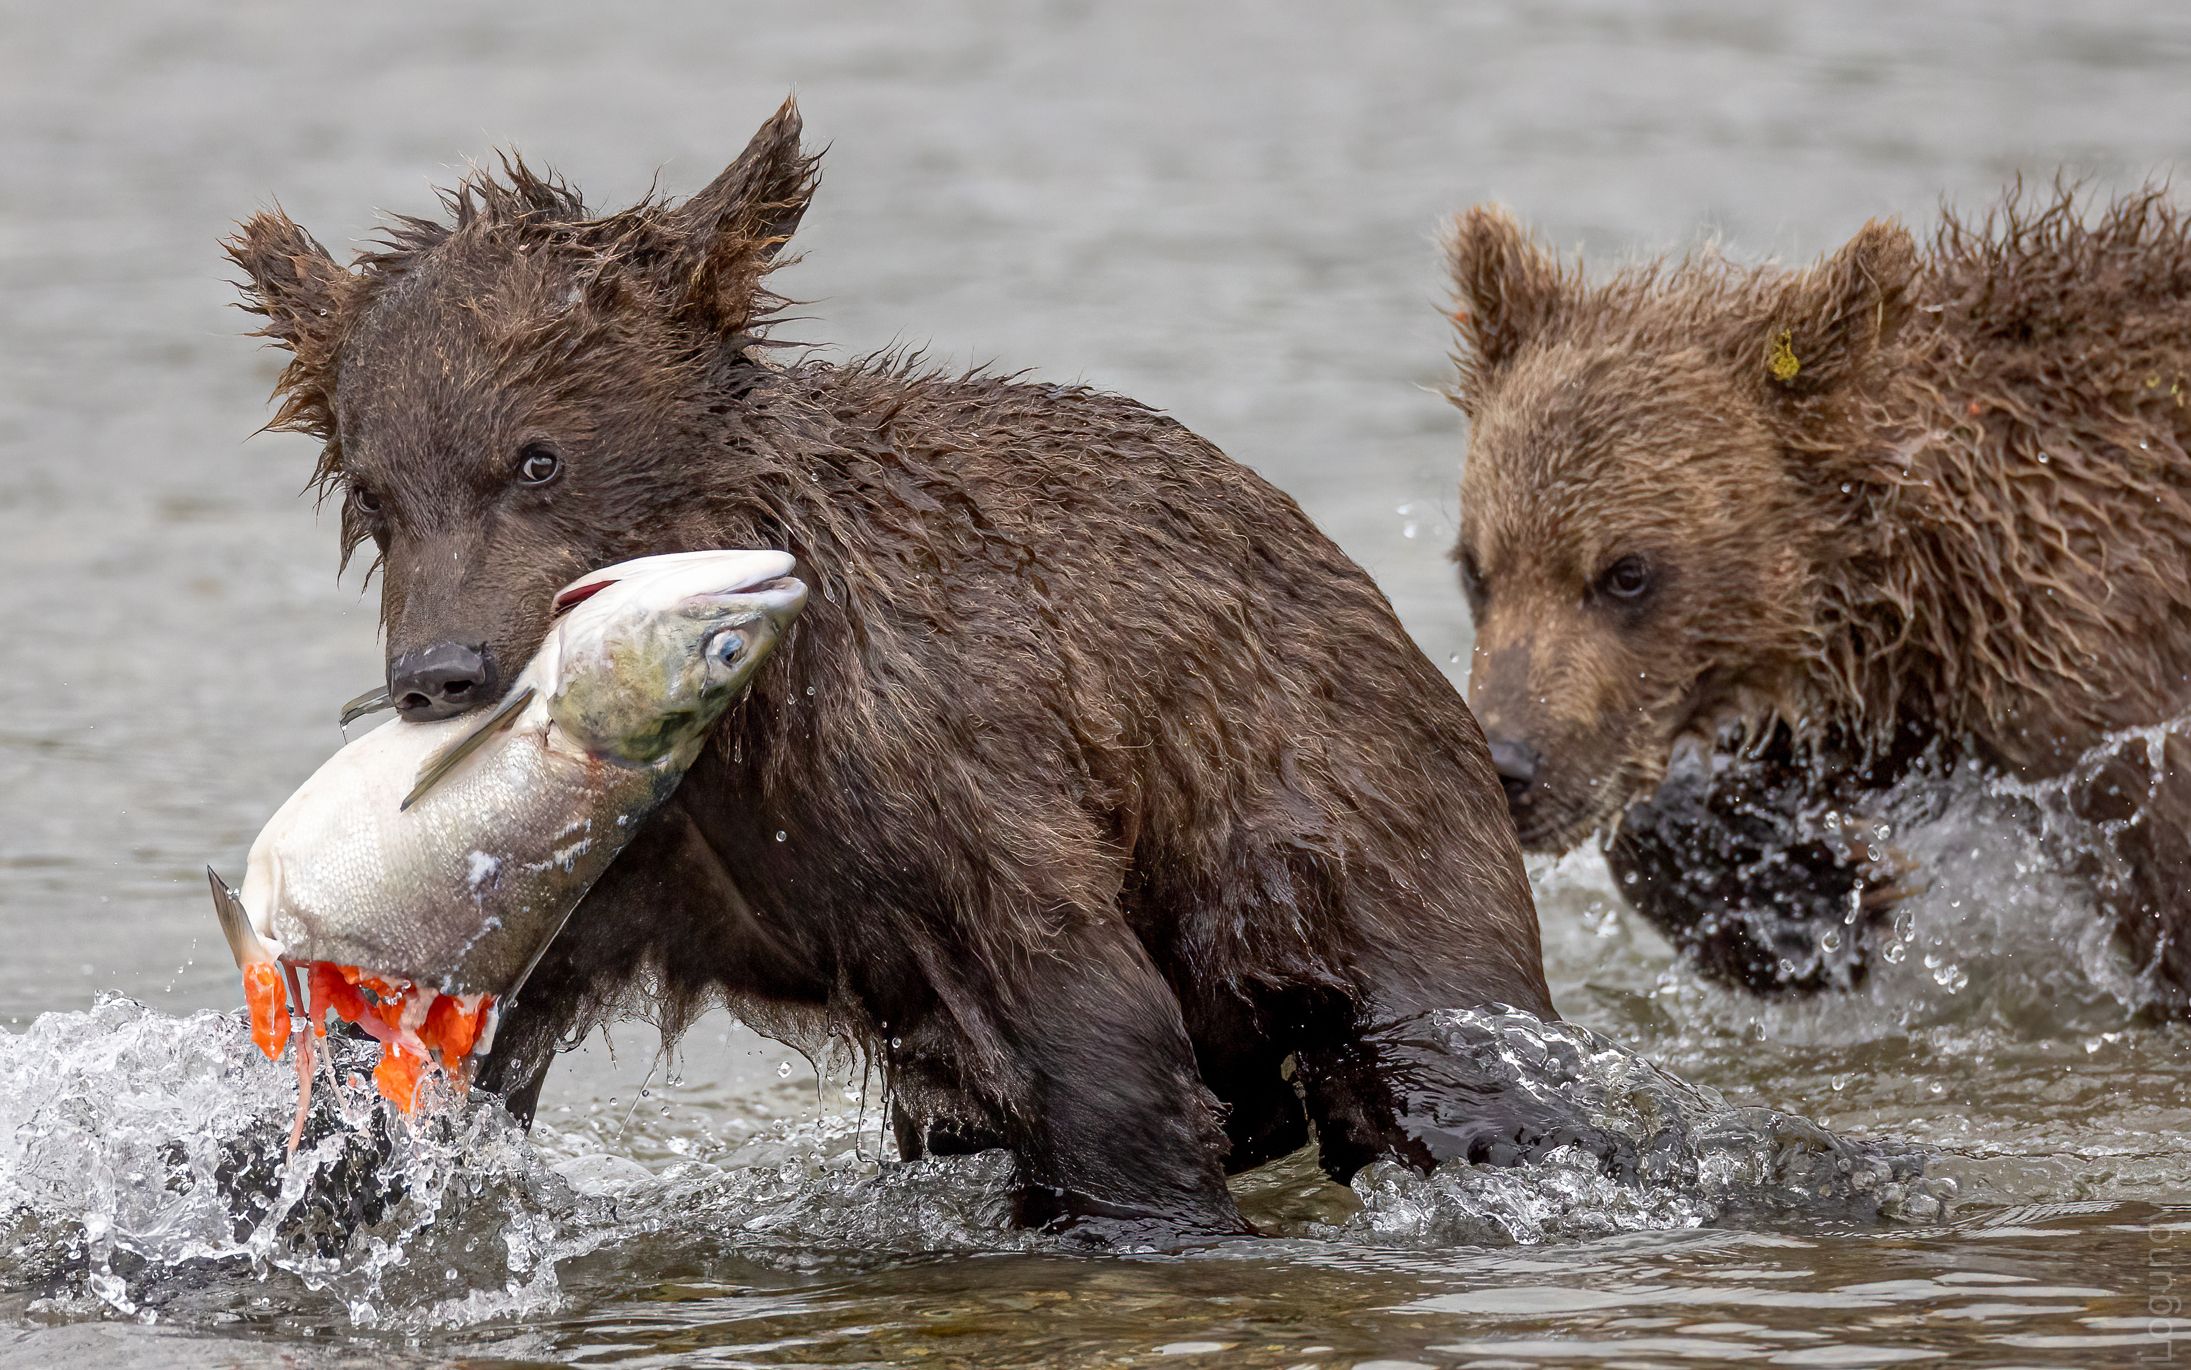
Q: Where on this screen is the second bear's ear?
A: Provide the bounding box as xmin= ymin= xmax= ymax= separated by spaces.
xmin=664 ymin=95 xmax=824 ymax=343
xmin=1443 ymin=205 xmax=1567 ymax=411
xmin=1756 ymin=218 xmax=1918 ymax=397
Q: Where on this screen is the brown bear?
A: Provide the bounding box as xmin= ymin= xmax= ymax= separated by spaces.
xmin=224 ymin=99 xmax=1562 ymax=1242
xmin=1442 ymin=182 xmax=2191 ymax=1008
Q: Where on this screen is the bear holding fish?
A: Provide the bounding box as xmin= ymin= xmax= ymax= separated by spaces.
xmin=220 ymin=98 xmax=1571 ymax=1241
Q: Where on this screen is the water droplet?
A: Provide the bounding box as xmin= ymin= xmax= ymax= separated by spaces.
xmin=777 ymin=1060 xmax=794 ymax=1078
xmin=775 ymin=830 xmax=788 ymax=843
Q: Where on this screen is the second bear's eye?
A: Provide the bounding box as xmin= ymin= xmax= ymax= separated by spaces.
xmin=349 ymin=484 xmax=383 ymax=517
xmin=1458 ymin=549 xmax=1489 ymax=606
xmin=1596 ymin=555 xmax=1653 ymax=602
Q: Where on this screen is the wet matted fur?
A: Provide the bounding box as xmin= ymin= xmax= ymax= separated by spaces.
xmin=227 ymin=98 xmax=1556 ymax=1239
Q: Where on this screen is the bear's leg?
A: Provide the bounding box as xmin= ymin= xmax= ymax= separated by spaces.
xmin=884 ymin=1021 xmax=1008 ymax=1161
xmin=1182 ymin=992 xmax=1309 ymax=1174
xmin=993 ymin=916 xmax=1250 ymax=1241
xmin=2072 ymin=733 xmax=2191 ymax=1014
xmin=1607 ymin=740 xmax=1908 ymax=994
xmin=1293 ymin=995 xmax=1634 ymax=1186
xmin=889 ymin=1100 xmax=1005 ymax=1161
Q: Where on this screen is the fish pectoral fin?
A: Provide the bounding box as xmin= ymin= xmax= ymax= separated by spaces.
xmin=402 ymin=685 xmax=537 ymax=812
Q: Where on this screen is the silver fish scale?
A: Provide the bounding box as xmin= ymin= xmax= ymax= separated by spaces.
xmin=263 ymin=718 xmax=676 ymax=993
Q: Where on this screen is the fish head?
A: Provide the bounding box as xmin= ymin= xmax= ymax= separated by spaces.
xmin=543 ymin=549 xmax=808 ymax=765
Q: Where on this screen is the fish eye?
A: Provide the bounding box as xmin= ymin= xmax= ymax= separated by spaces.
xmin=1596 ymin=554 xmax=1654 ymax=602
xmin=516 ymin=443 xmax=563 ymax=486
xmin=713 ymin=631 xmax=747 ymax=667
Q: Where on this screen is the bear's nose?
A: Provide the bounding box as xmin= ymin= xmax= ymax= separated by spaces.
xmin=389 ymin=641 xmax=497 ymax=721
xmin=1486 ymin=737 xmax=1542 ymax=809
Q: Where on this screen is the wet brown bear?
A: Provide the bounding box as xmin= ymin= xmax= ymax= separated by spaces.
xmin=1444 ymin=183 xmax=2191 ymax=1008
xmin=226 ymin=99 xmax=1558 ymax=1240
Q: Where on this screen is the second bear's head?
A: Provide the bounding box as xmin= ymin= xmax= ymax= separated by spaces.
xmin=1442 ymin=206 xmax=1919 ymax=852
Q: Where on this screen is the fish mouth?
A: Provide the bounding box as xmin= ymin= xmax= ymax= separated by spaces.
xmin=717 ymin=574 xmax=809 ymax=632
xmin=552 ymin=549 xmax=801 ymax=617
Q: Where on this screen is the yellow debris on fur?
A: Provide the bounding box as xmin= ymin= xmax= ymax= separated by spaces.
xmin=1767 ymin=329 xmax=1802 ymax=383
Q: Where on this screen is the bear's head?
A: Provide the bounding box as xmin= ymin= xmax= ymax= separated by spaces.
xmin=225 ymin=98 xmax=821 ymax=725
xmin=1444 ymin=207 xmax=1918 ymax=852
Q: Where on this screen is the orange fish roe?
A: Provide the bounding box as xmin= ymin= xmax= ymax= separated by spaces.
xmin=308 ymin=961 xmax=367 ymax=1034
xmin=373 ymin=1042 xmax=428 ymax=1114
xmin=422 ymin=992 xmax=493 ymax=1062
xmin=242 ymin=960 xmax=496 ymax=1115
xmin=243 ymin=961 xmax=291 ymax=1060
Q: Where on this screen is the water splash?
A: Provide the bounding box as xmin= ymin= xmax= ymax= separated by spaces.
xmin=1537 ymin=720 xmax=2191 ymax=1040
xmin=1 ymin=999 xmax=1952 ymax=1334
xmin=1325 ymin=1007 xmax=1949 ymax=1247
xmin=0 ymin=995 xmax=584 ymax=1329
xmin=0 ymin=998 xmax=1029 ymax=1331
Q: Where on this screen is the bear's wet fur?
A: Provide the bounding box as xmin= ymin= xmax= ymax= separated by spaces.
xmin=1445 ymin=181 xmax=2191 ymax=1007
xmin=226 ymin=99 xmax=1557 ymax=1240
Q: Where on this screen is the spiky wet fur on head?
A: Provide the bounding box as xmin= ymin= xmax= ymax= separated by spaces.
xmin=1449 ymin=180 xmax=2191 ymax=851
xmin=225 ymin=100 xmax=820 ymax=672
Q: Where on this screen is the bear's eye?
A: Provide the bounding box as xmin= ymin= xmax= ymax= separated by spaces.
xmin=516 ymin=443 xmax=563 ymax=486
xmin=348 ymin=483 xmax=384 ymax=517
xmin=1596 ymin=555 xmax=1654 ymax=602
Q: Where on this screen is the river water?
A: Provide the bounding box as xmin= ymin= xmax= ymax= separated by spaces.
xmin=3 ymin=2 xmax=2189 ymax=1365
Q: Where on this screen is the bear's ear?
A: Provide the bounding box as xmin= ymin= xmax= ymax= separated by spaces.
xmin=1443 ymin=205 xmax=1567 ymax=411
xmin=664 ymin=95 xmax=823 ymax=342
xmin=224 ymin=209 xmax=358 ymax=439
xmin=1755 ymin=218 xmax=1918 ymax=397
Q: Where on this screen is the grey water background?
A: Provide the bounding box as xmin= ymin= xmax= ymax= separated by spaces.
xmin=3 ymin=1 xmax=2191 ymax=1365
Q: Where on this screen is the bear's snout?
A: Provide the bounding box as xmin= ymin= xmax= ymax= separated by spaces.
xmin=390 ymin=641 xmax=498 ymax=721
xmin=1486 ymin=737 xmax=1542 ymax=809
